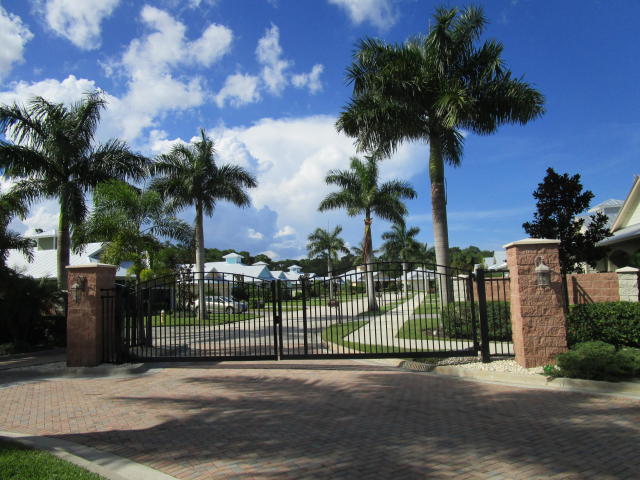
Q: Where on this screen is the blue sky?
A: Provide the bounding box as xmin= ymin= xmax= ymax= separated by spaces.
xmin=1 ymin=0 xmax=639 ymax=260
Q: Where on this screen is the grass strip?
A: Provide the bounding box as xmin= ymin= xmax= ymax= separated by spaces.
xmin=0 ymin=439 xmax=104 ymax=480
xmin=150 ymin=312 xmax=258 ymax=326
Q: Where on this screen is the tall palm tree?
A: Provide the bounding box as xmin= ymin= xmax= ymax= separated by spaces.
xmin=350 ymin=241 xmax=379 ymax=267
xmin=306 ymin=225 xmax=350 ymax=299
xmin=151 ymin=129 xmax=257 ymax=318
xmin=336 ymin=5 xmax=544 ymax=296
xmin=319 ymin=154 xmax=416 ymax=310
xmin=74 ymin=180 xmax=193 ymax=282
xmin=0 ymin=93 xmax=148 ymax=288
xmin=381 ymin=222 xmax=422 ymax=292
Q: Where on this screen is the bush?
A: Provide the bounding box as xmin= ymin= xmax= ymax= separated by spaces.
xmin=439 ymin=301 xmax=511 ymax=341
xmin=566 ymin=302 xmax=640 ymax=348
xmin=0 ymin=269 xmax=65 ymax=350
xmin=551 ymin=341 xmax=640 ymax=381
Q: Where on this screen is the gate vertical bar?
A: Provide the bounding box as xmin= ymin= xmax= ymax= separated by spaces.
xmin=277 ymin=280 xmax=284 ymax=358
xmin=476 ymin=267 xmax=491 ymax=363
xmin=467 ymin=272 xmax=479 ymax=354
xmin=301 ymin=277 xmax=308 ymax=356
xmin=271 ymin=280 xmax=279 ymax=359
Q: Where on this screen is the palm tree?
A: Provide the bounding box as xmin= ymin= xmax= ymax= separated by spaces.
xmin=0 ymin=93 xmax=148 ymax=288
xmin=0 ymin=192 xmax=34 ymax=269
xmin=319 ymin=154 xmax=416 ymax=310
xmin=306 ymin=225 xmax=350 ymax=299
xmin=151 ymin=129 xmax=257 ymax=318
xmin=350 ymin=241 xmax=379 ymax=267
xmin=381 ymin=222 xmax=421 ymax=292
xmin=74 ymin=180 xmax=193 ymax=282
xmin=336 ymin=5 xmax=544 ymax=297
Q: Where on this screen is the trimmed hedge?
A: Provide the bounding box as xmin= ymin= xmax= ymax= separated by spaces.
xmin=439 ymin=301 xmax=511 ymax=341
xmin=567 ymin=302 xmax=640 ymax=348
xmin=548 ymin=341 xmax=640 ymax=382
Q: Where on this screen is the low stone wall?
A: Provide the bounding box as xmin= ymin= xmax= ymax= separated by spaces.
xmin=567 ymin=272 xmax=620 ymax=304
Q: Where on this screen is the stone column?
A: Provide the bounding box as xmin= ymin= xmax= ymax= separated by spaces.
xmin=616 ymin=266 xmax=639 ymax=302
xmin=504 ymin=239 xmax=568 ymax=368
xmin=66 ymin=264 xmax=118 ymax=367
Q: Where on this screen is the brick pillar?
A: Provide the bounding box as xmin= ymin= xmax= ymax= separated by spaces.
xmin=616 ymin=266 xmax=639 ymax=302
xmin=66 ymin=264 xmax=118 ymax=367
xmin=504 ymin=239 xmax=568 ymax=368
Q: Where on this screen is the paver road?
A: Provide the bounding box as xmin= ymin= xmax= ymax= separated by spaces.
xmin=1 ymin=360 xmax=638 ymax=479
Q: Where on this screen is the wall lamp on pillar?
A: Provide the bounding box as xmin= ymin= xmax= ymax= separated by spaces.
xmin=535 ymin=256 xmax=551 ymax=286
xmin=71 ymin=276 xmax=87 ymax=303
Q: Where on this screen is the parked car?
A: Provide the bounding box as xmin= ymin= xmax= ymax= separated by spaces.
xmin=194 ymin=296 xmax=248 ymax=315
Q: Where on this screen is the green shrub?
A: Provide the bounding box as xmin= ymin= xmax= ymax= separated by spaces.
xmin=439 ymin=301 xmax=511 ymax=341
xmin=566 ymin=302 xmax=640 ymax=348
xmin=553 ymin=341 xmax=639 ymax=381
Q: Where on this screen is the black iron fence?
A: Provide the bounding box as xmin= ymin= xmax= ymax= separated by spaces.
xmin=100 ymin=263 xmax=513 ymax=363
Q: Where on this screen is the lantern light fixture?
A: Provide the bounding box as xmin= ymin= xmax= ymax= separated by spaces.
xmin=534 ymin=256 xmax=551 ymax=287
xmin=71 ymin=276 xmax=87 ymax=303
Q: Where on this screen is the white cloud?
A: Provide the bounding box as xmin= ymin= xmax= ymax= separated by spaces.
xmin=207 ymin=115 xmax=426 ymax=255
xmin=99 ymin=5 xmax=233 ymax=140
xmin=146 ymin=129 xmax=187 ymax=155
xmin=0 ymin=75 xmax=99 ymax=107
xmin=247 ymin=228 xmax=264 ymax=240
xmin=291 ymin=64 xmax=324 ymax=94
xmin=21 ymin=203 xmax=60 ymax=235
xmin=274 ymin=225 xmax=296 ymax=238
xmin=0 ymin=7 xmax=33 ymax=81
xmin=40 ymin=0 xmax=120 ymax=50
xmin=328 ymin=0 xmax=398 ymax=30
xmin=214 ymin=73 xmax=260 ymax=108
xmin=256 ymin=24 xmax=290 ymax=95
xmin=259 ymin=250 xmax=279 ymax=260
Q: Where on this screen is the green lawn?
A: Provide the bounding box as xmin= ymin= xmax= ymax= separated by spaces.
xmin=150 ymin=312 xmax=258 ymax=326
xmin=413 ymin=294 xmax=437 ymax=314
xmin=264 ymin=293 xmax=366 ymax=311
xmin=0 ymin=439 xmax=104 ymax=480
xmin=321 ymin=320 xmax=412 ymax=354
xmin=396 ymin=316 xmax=439 ymax=340
xmin=359 ymin=293 xmax=417 ymax=317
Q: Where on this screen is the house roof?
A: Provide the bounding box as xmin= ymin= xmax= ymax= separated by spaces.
xmin=252 ymin=261 xmax=269 ymax=266
xmin=597 ymin=223 xmax=640 ymax=247
xmin=183 ymin=261 xmax=269 ymax=281
xmin=589 ymin=199 xmax=624 ymax=213
xmin=6 ymin=242 xmax=130 ymax=279
xmin=611 ymin=175 xmax=640 ymax=231
xmin=222 ymin=252 xmax=243 ymax=259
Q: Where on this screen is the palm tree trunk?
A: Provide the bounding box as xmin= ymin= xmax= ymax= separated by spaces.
xmin=429 ymin=135 xmax=452 ymax=307
xmin=195 ymin=202 xmax=206 ymax=320
xmin=363 ymin=214 xmax=377 ymax=311
xmin=57 ymin=197 xmax=70 ymax=290
xmin=327 ymin=253 xmax=334 ymax=300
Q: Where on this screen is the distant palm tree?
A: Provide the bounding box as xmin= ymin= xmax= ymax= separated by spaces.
xmin=337 ymin=5 xmax=544 ymax=298
xmin=350 ymin=241 xmax=379 ymax=267
xmin=319 ymin=154 xmax=416 ymax=310
xmin=381 ymin=222 xmax=422 ymax=292
xmin=0 ymin=92 xmax=148 ymax=288
xmin=306 ymin=225 xmax=350 ymax=299
xmin=151 ymin=129 xmax=257 ymax=318
xmin=74 ymin=180 xmax=193 ymax=282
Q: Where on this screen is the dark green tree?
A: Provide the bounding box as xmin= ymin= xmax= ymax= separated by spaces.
xmin=337 ymin=5 xmax=544 ymax=293
xmin=0 ymin=93 xmax=147 ymax=288
xmin=523 ymin=167 xmax=612 ymax=274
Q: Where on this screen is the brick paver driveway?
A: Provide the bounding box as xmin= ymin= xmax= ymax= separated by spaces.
xmin=1 ymin=360 xmax=639 ymax=479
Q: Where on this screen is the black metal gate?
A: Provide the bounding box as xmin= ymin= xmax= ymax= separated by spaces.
xmin=100 ymin=263 xmax=512 ymax=363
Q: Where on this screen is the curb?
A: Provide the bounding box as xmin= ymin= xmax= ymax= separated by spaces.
xmin=0 ymin=430 xmax=178 ymax=480
xmin=398 ymin=360 xmax=640 ymax=399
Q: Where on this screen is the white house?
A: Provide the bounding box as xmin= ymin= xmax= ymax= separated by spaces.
xmin=6 ymin=229 xmax=131 ymax=280
xmin=183 ymin=252 xmax=273 ymax=283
